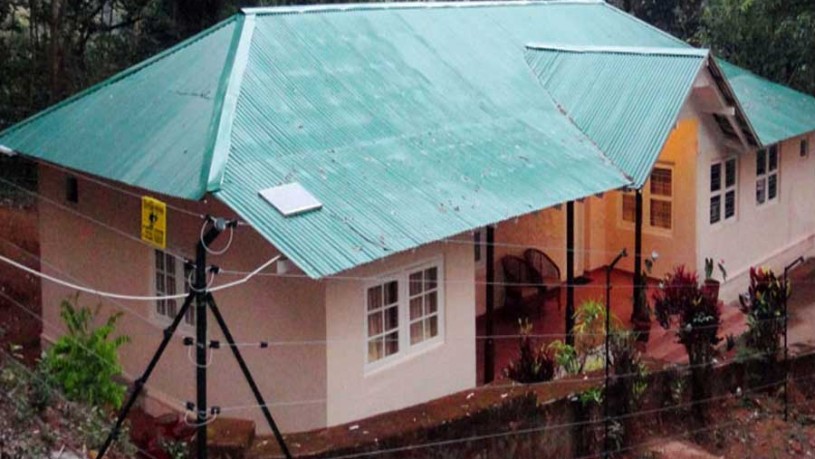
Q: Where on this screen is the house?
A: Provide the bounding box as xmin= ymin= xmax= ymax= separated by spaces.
xmin=1 ymin=0 xmax=815 ymax=436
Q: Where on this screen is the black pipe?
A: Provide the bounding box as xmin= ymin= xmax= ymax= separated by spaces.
xmin=193 ymin=218 xmax=225 ymax=459
xmin=604 ymin=248 xmax=627 ymax=458
xmin=783 ymin=256 xmax=805 ymax=422
xmin=97 ymin=292 xmax=196 ymax=458
xmin=632 ymin=190 xmax=644 ymax=322
xmin=207 ymin=294 xmax=293 ymax=459
xmin=484 ymin=226 xmax=496 ymax=384
xmin=566 ymin=201 xmax=575 ymax=347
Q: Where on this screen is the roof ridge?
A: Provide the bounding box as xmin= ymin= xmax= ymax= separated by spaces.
xmin=521 ymin=49 xmax=634 ymax=187
xmin=525 ymin=43 xmax=708 ymax=57
xmin=241 ymin=0 xmax=603 ymax=16
xmin=202 ymin=14 xmax=257 ymax=193
xmin=0 ymin=15 xmax=239 ymax=141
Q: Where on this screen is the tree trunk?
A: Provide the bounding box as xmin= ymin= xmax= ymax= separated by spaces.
xmin=48 ymin=0 xmax=64 ymax=102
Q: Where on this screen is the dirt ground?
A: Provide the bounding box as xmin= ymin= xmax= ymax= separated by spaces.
xmin=627 ymin=387 xmax=815 ymax=459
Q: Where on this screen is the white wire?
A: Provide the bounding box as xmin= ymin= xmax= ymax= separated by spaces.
xmin=0 ymin=251 xmax=190 ymax=301
xmin=183 ymin=410 xmax=219 ymax=427
xmin=186 ymin=343 xmax=215 ymax=368
xmin=0 ymin=251 xmax=280 ymax=301
xmin=200 ymin=219 xmax=235 ymax=256
xmin=187 ymin=268 xmax=216 ymax=292
xmin=208 ymin=255 xmax=281 ymax=293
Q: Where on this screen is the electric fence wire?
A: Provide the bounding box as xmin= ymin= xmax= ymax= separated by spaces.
xmin=0 ymin=276 xmax=797 ymax=414
xmin=200 ymin=346 xmax=786 ymax=415
xmin=0 ymin=257 xmax=810 ymax=456
xmin=0 ymin=288 xmax=188 ymax=410
xmin=0 ymin=169 xmax=718 ymax=261
xmin=36 ymin=161 xmax=206 ymax=219
xmin=187 ymin=313 xmax=789 ymax=348
xmin=1 ymin=171 xmax=808 ymax=293
xmin=0 ymin=232 xmax=799 ymax=345
xmin=312 ymin=373 xmax=815 ymax=459
xmin=0 ymin=246 xmax=280 ymax=301
xmin=0 ymin=176 xmax=191 ymax=262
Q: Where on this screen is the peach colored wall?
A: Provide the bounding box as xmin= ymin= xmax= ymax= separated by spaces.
xmin=696 ymin=125 xmax=815 ymax=302
xmin=325 ymin=237 xmax=476 ymax=426
xmin=38 ymin=166 xmax=327 ymax=433
xmin=596 ymin=118 xmax=699 ymax=279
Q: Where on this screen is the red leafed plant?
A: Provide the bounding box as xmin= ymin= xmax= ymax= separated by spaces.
xmin=653 ymin=265 xmax=721 ymax=423
xmin=653 ymin=266 xmax=722 ymax=364
xmin=738 ymin=267 xmax=788 ymax=363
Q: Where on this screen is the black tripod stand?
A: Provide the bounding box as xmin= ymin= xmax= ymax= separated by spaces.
xmin=98 ymin=217 xmax=292 ymax=459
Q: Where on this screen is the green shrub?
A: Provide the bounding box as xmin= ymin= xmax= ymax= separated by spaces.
xmin=547 ymin=339 xmax=579 ymax=375
xmin=40 ymin=295 xmax=130 ymax=409
xmin=574 ymin=300 xmax=621 ymax=373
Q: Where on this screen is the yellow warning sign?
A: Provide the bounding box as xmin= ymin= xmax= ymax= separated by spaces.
xmin=141 ymin=196 xmax=167 ymax=249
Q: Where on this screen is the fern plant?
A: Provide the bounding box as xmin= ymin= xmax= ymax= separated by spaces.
xmin=40 ymin=295 xmax=130 ymax=409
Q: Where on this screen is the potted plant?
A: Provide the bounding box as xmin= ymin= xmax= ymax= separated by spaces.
xmin=702 ymin=258 xmax=727 ymax=302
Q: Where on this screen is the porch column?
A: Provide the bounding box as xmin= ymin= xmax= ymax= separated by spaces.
xmin=484 ymin=226 xmax=496 ymax=384
xmin=632 ymin=189 xmax=645 ymax=321
xmin=566 ymin=201 xmax=575 ymax=346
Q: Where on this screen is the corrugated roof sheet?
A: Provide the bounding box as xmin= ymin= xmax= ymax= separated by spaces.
xmin=0 ymin=17 xmax=240 ymax=199
xmin=524 ymin=45 xmax=707 ymax=188
xmin=718 ymin=59 xmax=815 ymax=146
xmin=1 ymin=0 xmax=794 ymax=278
xmin=215 ymin=4 xmax=636 ymax=278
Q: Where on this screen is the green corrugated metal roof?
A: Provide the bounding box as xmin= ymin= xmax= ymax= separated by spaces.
xmin=718 ymin=59 xmax=815 ymax=146
xmin=0 ymin=0 xmax=786 ymax=278
xmin=524 ymin=45 xmax=708 ymax=188
xmin=0 ymin=17 xmax=240 ymax=199
xmin=215 ymin=3 xmax=637 ymax=277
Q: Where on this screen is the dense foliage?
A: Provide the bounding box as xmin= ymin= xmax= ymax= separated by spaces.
xmin=612 ymin=0 xmax=815 ymax=97
xmin=40 ymin=295 xmax=130 ymax=409
xmin=0 ymin=0 xmax=813 ymax=134
xmin=653 ymin=265 xmax=721 ymax=422
xmin=738 ymin=267 xmax=788 ymax=363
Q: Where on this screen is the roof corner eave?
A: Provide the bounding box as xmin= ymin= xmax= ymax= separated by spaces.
xmin=203 ymin=13 xmax=257 ymax=193
xmin=708 ymin=57 xmax=762 ymax=149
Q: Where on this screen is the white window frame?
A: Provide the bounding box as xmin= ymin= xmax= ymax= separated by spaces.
xmin=363 ymin=257 xmax=445 ymax=373
xmin=152 ymin=249 xmax=195 ymax=327
xmin=618 ymin=163 xmax=674 ymax=235
xmin=756 ymin=144 xmax=780 ymax=206
xmin=710 ymin=157 xmax=738 ymax=226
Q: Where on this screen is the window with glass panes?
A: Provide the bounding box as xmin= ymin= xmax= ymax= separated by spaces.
xmin=409 ymin=267 xmax=439 ymax=345
xmin=756 ymin=145 xmax=779 ymax=205
xmin=365 ymin=261 xmax=444 ymax=366
xmin=710 ymin=158 xmax=737 ymax=224
xmin=366 ymin=279 xmax=400 ymax=363
xmin=154 ymin=250 xmax=194 ymax=325
xmin=649 ymin=167 xmax=673 ymax=230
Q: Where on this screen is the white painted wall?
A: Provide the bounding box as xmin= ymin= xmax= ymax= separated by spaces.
xmin=324 ymin=237 xmax=476 ymax=426
xmin=38 ymin=166 xmax=328 ymax=433
xmin=696 ymin=126 xmax=815 ymax=302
